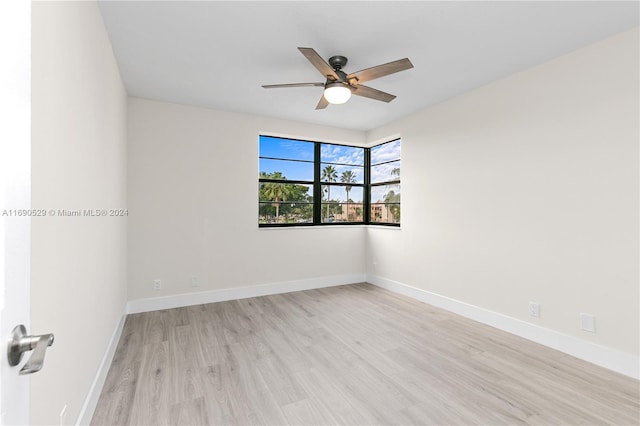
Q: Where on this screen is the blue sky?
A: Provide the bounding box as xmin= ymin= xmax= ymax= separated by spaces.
xmin=371 ymin=139 xmax=401 ymax=165
xmin=259 ymin=136 xmax=400 ymax=185
xmin=371 ymin=139 xmax=401 ymax=183
xmin=259 ymin=136 xmax=314 ymax=161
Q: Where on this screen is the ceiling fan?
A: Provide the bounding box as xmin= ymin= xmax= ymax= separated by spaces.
xmin=262 ymin=47 xmax=414 ymax=110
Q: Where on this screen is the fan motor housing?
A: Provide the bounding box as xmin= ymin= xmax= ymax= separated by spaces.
xmin=328 ymin=70 xmax=349 ymax=85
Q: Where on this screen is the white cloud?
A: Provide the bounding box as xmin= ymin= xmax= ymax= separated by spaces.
xmin=371 ymin=140 xmax=400 ymax=165
xmin=371 ymin=160 xmax=401 ymax=183
xmin=321 ymin=144 xmax=364 ymax=165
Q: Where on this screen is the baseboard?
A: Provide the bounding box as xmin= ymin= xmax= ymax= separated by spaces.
xmin=367 ymin=274 xmax=639 ymax=380
xmin=75 ymin=304 xmax=128 ymax=425
xmin=127 ymin=274 xmax=366 ymax=314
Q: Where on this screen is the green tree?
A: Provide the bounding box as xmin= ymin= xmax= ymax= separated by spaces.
xmin=340 ymin=170 xmax=357 ymax=220
xmin=388 ymin=167 xmax=401 ymax=222
xmin=321 ymin=165 xmax=338 ymax=221
xmin=384 ymin=190 xmax=401 ymax=222
xmin=278 ymin=184 xmax=312 ymax=219
xmin=260 ymin=171 xmax=295 ymax=222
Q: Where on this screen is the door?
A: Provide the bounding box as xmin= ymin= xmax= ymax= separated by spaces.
xmin=0 ymin=0 xmax=31 ymax=424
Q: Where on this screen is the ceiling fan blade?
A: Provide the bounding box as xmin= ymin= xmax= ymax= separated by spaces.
xmin=315 ymin=95 xmax=329 ymax=110
xmin=262 ymin=83 xmax=324 ymax=89
xmin=298 ymin=47 xmax=339 ymax=81
xmin=347 ymin=58 xmax=413 ymax=85
xmin=351 ymin=85 xmax=396 ymax=103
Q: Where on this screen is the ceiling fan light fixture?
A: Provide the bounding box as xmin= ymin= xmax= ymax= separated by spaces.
xmin=323 ymin=82 xmax=352 ymax=104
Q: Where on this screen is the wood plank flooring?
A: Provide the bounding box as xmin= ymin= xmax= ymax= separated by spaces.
xmin=91 ymin=283 xmax=640 ymax=425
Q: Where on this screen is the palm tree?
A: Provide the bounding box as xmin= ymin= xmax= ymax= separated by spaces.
xmin=321 ymin=165 xmax=338 ymax=221
xmin=340 ymin=170 xmax=357 ymax=220
xmin=260 ymin=171 xmax=293 ymax=222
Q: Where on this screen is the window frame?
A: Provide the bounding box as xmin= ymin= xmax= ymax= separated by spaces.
xmin=369 ymin=139 xmax=401 ymax=226
xmin=259 ymin=135 xmax=400 ymax=228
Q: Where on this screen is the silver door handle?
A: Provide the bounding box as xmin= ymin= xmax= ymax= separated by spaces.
xmin=7 ymin=324 xmax=54 ymax=375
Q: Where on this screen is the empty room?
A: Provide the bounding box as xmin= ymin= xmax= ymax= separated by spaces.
xmin=1 ymin=1 xmax=638 ymax=425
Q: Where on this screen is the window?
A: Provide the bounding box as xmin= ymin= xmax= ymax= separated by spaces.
xmin=259 ymin=136 xmax=314 ymax=225
xmin=370 ymin=139 xmax=401 ymax=224
xmin=320 ymin=143 xmax=365 ymax=223
xmin=259 ymin=135 xmax=400 ymax=227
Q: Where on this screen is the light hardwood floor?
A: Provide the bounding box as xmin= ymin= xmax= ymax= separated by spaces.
xmin=91 ymin=283 xmax=639 ymax=425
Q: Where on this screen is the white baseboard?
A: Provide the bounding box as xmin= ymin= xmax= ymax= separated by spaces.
xmin=75 ymin=304 xmax=128 ymax=425
xmin=127 ymin=274 xmax=366 ymax=314
xmin=367 ymin=274 xmax=639 ymax=380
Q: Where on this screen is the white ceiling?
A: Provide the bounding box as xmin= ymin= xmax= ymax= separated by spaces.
xmin=97 ymin=1 xmax=639 ymax=132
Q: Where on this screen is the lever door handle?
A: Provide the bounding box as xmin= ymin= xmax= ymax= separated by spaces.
xmin=7 ymin=324 xmax=54 ymax=375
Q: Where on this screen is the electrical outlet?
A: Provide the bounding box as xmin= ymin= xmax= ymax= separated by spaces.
xmin=191 ymin=276 xmax=199 ymax=287
xmin=529 ymin=302 xmax=540 ymax=318
xmin=153 ymin=279 xmax=161 ymax=291
xmin=580 ymin=313 xmax=595 ymax=332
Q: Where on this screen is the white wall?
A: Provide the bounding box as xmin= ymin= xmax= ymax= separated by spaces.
xmin=31 ymin=2 xmax=128 ymax=424
xmin=127 ymin=98 xmax=366 ymax=301
xmin=367 ymin=28 xmax=639 ymax=357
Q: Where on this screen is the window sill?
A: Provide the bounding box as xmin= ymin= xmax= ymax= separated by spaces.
xmin=367 ymin=224 xmax=402 ymax=230
xmin=258 ymin=224 xmax=400 ymax=230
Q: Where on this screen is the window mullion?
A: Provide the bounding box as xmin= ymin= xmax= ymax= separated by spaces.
xmin=313 ymin=142 xmax=321 ymax=225
xmin=364 ymin=147 xmax=371 ymax=224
